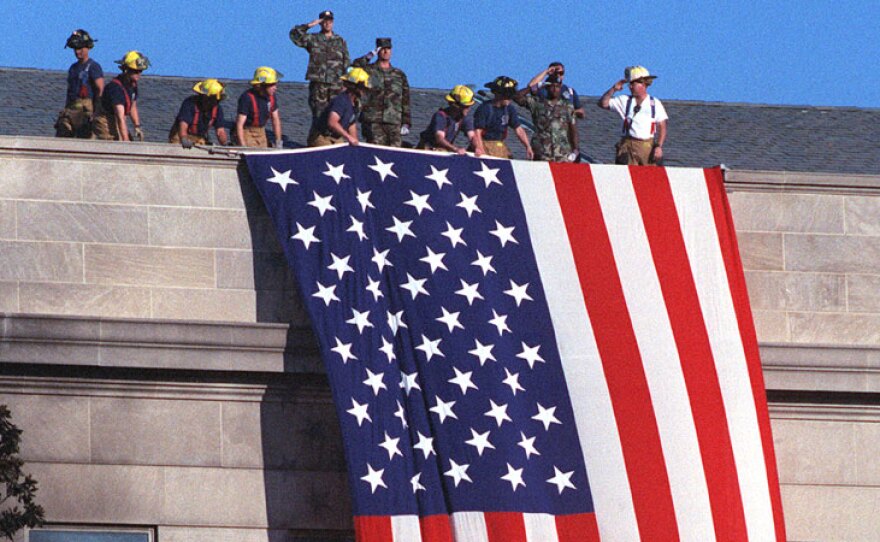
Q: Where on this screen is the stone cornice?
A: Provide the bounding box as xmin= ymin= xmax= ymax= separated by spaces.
xmin=724 ymin=169 xmax=880 ymax=195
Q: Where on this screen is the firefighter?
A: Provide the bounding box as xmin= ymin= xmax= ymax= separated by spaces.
xmin=598 ymin=65 xmax=669 ymax=165
xmin=473 ymin=76 xmax=533 ymax=159
xmin=308 ymin=67 xmax=371 ymax=147
xmin=418 ymin=85 xmax=484 ymax=155
xmin=235 ymin=67 xmax=283 ymax=148
xmin=169 ymin=79 xmax=229 ymax=146
xmin=93 ymin=50 xmax=149 ymax=142
xmin=55 ymin=29 xmax=104 ymax=138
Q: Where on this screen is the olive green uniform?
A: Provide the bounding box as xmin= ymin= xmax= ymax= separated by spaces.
xmin=289 ymin=25 xmax=350 ymax=119
xmin=518 ymin=94 xmax=576 ymax=162
xmin=352 ymin=56 xmax=411 ymax=147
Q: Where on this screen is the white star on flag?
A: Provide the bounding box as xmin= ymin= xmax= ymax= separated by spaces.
xmin=435 ymin=307 xmax=464 ymax=333
xmin=465 ymin=428 xmax=495 ymax=456
xmin=368 ymin=156 xmax=397 ymax=181
xmin=361 ymin=464 xmax=386 ymax=493
xmin=378 ymin=431 xmax=402 ymax=460
xmin=379 ymin=337 xmax=396 ymax=362
xmin=425 ymin=165 xmax=452 ymax=190
xmin=312 ymin=282 xmax=339 ymax=306
xmin=471 ymin=250 xmax=496 ymax=276
xmin=372 ymin=247 xmax=393 ymax=272
xmin=404 ymin=190 xmax=433 ymax=215
xmin=441 ymin=221 xmax=466 ymax=248
xmin=387 ymin=310 xmax=407 ymax=335
xmin=363 ymin=368 xmax=387 ymax=395
xmin=386 ymin=216 xmax=416 ymax=243
xmin=400 ymin=371 xmax=421 ymax=395
xmin=456 ymin=192 xmax=482 ymax=217
xmin=307 ymin=191 xmax=336 ymax=216
xmin=444 ymin=459 xmax=472 ymax=487
xmin=502 ymin=368 xmax=525 ymax=395
xmin=322 ymin=161 xmax=350 ymax=184
xmin=490 ymin=220 xmax=519 ymax=247
xmin=518 ymin=431 xmax=541 ymax=459
xmin=365 ymin=277 xmax=384 ymax=301
xmin=346 ymin=217 xmax=368 ymax=241
xmin=504 ymin=280 xmax=533 ymax=306
xmin=488 ymin=309 xmax=511 ymax=336
xmin=517 ymin=341 xmax=545 ymax=368
xmin=291 ymin=223 xmax=320 ymax=249
xmin=547 ymin=466 xmax=577 ymax=494
xmin=266 ymin=167 xmax=298 ymax=191
xmin=429 ymin=395 xmax=457 ymax=423
xmin=455 ymin=279 xmax=483 ymax=305
xmin=485 ymin=399 xmax=512 ymax=427
xmin=501 ymin=463 xmax=526 ymax=492
xmin=346 ymin=308 xmax=374 ymax=334
xmin=448 ymin=367 xmax=478 ymax=395
xmin=419 ymin=246 xmax=448 ymax=273
xmin=400 ymin=273 xmax=429 ymax=300
xmin=415 ymin=334 xmax=444 ymax=361
xmin=330 ymin=337 xmax=356 ymax=364
xmin=394 ymin=400 xmax=408 ymax=428
xmin=468 ymin=339 xmax=496 ymax=366
xmin=347 ymin=398 xmax=371 ymax=426
xmin=413 ymin=432 xmax=435 ymax=459
xmin=327 ymin=253 xmax=353 ymax=279
xmin=532 ymin=403 xmax=562 ymax=430
xmin=410 ymin=472 xmax=425 ymax=493
xmin=473 ymin=161 xmax=502 ymax=187
xmin=356 ymin=188 xmax=375 ymax=212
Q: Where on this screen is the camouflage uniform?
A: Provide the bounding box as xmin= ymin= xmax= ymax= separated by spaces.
xmin=518 ymin=94 xmax=576 ymax=162
xmin=352 ymin=55 xmax=411 ymax=147
xmin=289 ymin=24 xmax=349 ymax=118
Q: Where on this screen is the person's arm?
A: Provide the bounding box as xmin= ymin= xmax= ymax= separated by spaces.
xmin=271 ymin=109 xmax=283 ymax=148
xmin=177 ymin=120 xmax=190 ymax=141
xmin=235 ymin=114 xmax=247 ymax=146
xmin=568 ymin=117 xmax=579 ymax=157
xmin=527 ymin=67 xmax=550 ymax=89
xmin=130 ymin=102 xmax=143 ymax=141
xmin=401 ymin=72 xmax=411 ymax=130
xmin=113 ymin=104 xmax=129 ymax=141
xmin=653 ymin=119 xmax=667 ymax=161
xmin=94 ymin=77 xmax=105 ymax=97
xmin=352 ymin=52 xmax=373 ymax=68
xmin=598 ymin=79 xmax=625 ymax=109
xmin=433 ymin=131 xmax=462 ymax=154
xmin=328 ymin=111 xmax=357 ymax=144
xmin=341 ymin=39 xmax=350 ymax=70
xmin=467 ymin=130 xmax=484 ymax=157
xmin=347 ymin=122 xmax=358 ymax=146
xmin=215 ymin=127 xmax=229 ymax=146
xmin=512 ymin=86 xmax=532 ymax=107
xmin=289 ymin=20 xmax=319 ymax=47
xmin=515 ymin=126 xmax=533 ymax=160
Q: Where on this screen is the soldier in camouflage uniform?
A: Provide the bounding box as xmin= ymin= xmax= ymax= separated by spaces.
xmin=289 ymin=10 xmax=350 ymax=121
xmin=515 ymin=71 xmax=579 ymax=162
xmin=351 ymin=37 xmax=411 ymax=147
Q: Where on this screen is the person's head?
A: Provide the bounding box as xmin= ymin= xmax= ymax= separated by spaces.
xmin=341 ymin=67 xmax=371 ymax=97
xmin=624 ymin=65 xmax=657 ymax=98
xmin=376 ymin=37 xmax=392 ymax=61
xmin=193 ymin=78 xmax=226 ymax=105
xmin=65 ymin=29 xmax=95 ymax=61
xmin=544 ymin=74 xmax=563 ymax=99
xmin=548 ymin=61 xmax=565 ymax=81
xmin=445 ymin=85 xmax=476 ymax=116
xmin=250 ymin=66 xmax=282 ymax=96
xmin=486 ymin=75 xmax=518 ymax=104
xmin=319 ymin=10 xmax=334 ymax=33
xmin=116 ymin=51 xmax=150 ymax=82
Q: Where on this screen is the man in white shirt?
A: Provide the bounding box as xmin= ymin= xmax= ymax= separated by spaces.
xmin=598 ymin=66 xmax=668 ymax=165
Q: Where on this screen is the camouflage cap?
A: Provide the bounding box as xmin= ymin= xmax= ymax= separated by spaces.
xmin=376 ymin=37 xmax=392 ymax=48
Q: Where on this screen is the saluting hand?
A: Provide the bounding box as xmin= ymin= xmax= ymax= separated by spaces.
xmin=612 ymin=79 xmax=626 ymax=92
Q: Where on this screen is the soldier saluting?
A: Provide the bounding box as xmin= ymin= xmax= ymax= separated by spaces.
xmin=352 ymin=37 xmax=411 ymax=147
xmin=290 ymin=10 xmax=350 ymax=125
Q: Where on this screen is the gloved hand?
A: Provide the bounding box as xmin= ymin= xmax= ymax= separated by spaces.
xmin=566 ymin=150 xmax=579 ymax=162
xmin=134 ymin=126 xmax=144 ymax=141
xmin=400 ymin=125 xmax=410 ymax=136
xmin=275 ymin=139 xmax=284 ymax=149
xmin=181 ymin=138 xmax=194 ymax=149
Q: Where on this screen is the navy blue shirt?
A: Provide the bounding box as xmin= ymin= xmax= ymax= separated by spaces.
xmin=66 ymin=59 xmax=104 ymax=103
xmin=537 ymin=83 xmax=581 ymax=109
xmin=101 ymin=77 xmax=137 ymax=115
xmin=176 ymin=96 xmax=226 ymax=136
xmin=315 ymin=92 xmax=360 ymax=135
xmin=419 ymin=107 xmax=475 ymax=145
xmin=237 ymin=89 xmax=277 ymax=128
xmin=473 ymin=102 xmax=520 ymax=141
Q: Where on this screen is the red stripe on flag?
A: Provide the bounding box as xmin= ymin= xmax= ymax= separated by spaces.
xmin=556 ymin=512 xmax=600 ymax=542
xmin=551 ymin=162 xmax=680 ymax=541
xmin=703 ymin=167 xmax=787 ymax=541
xmin=631 ymin=166 xmax=749 ymax=539
xmin=420 ymin=514 xmax=453 ymax=542
xmin=354 ymin=516 xmax=393 ymax=542
xmin=484 ymin=511 xmax=527 ymax=542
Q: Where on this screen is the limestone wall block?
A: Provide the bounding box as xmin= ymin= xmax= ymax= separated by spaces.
xmin=85 ymin=244 xmax=214 ymax=288
xmin=729 ymin=191 xmax=844 ymax=233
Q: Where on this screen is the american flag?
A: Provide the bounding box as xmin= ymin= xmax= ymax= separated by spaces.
xmin=245 ymin=146 xmax=786 ymax=542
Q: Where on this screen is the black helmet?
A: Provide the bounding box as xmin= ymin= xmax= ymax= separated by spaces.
xmin=485 ymin=75 xmax=518 ymax=96
xmin=65 ymin=29 xmax=95 ymax=49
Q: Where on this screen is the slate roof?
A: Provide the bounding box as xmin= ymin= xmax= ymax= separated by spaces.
xmin=2 ymin=66 xmax=878 ymax=174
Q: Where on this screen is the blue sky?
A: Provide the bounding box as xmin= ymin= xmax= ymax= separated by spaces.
xmin=2 ymin=0 xmax=878 ymax=108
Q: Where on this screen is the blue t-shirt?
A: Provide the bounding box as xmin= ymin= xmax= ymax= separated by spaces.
xmin=237 ymin=89 xmax=277 ymax=128
xmin=66 ymin=59 xmax=104 ymax=103
xmin=537 ymin=83 xmax=581 ymax=109
xmin=176 ymin=95 xmax=226 ymax=136
xmin=101 ymin=77 xmax=137 ymax=115
xmin=473 ymin=102 xmax=520 ymax=141
xmin=419 ymin=107 xmax=475 ymax=145
xmin=315 ymin=92 xmax=360 ymax=134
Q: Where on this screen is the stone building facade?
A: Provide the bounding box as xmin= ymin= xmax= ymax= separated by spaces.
xmin=2 ymin=135 xmax=880 ymax=541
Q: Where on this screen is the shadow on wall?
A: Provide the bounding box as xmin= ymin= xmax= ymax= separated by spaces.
xmin=234 ymin=163 xmax=354 ymax=540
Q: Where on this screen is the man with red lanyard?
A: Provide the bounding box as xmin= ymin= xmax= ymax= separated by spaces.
xmin=417 ymin=85 xmax=484 ymax=156
xmin=235 ymin=66 xmax=283 ymax=148
xmin=308 ymin=67 xmax=371 ymax=147
xmin=169 ymin=79 xmax=229 ymax=146
xmin=93 ymin=50 xmax=148 ymax=141
xmin=55 ymin=29 xmax=104 ymax=138
xmin=598 ymin=65 xmax=668 ymax=165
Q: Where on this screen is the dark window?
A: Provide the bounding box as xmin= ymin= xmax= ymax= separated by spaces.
xmin=28 ymin=529 xmax=151 ymax=542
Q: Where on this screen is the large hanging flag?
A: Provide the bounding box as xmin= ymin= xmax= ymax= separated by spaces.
xmin=245 ymin=145 xmax=786 ymax=542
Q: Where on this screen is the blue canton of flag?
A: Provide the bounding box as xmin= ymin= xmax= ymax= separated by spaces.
xmin=246 ymin=145 xmax=593 ymax=520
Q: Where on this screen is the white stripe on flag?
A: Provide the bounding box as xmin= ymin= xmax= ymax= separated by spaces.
xmin=450 ymin=511 xmax=489 ymax=542
xmin=512 ymin=161 xmax=640 ymax=542
xmin=666 ymin=167 xmax=777 ymax=540
xmin=391 ymin=515 xmax=422 ymax=542
xmin=523 ymin=513 xmax=560 ymax=542
xmin=591 ymin=165 xmax=716 ymax=541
